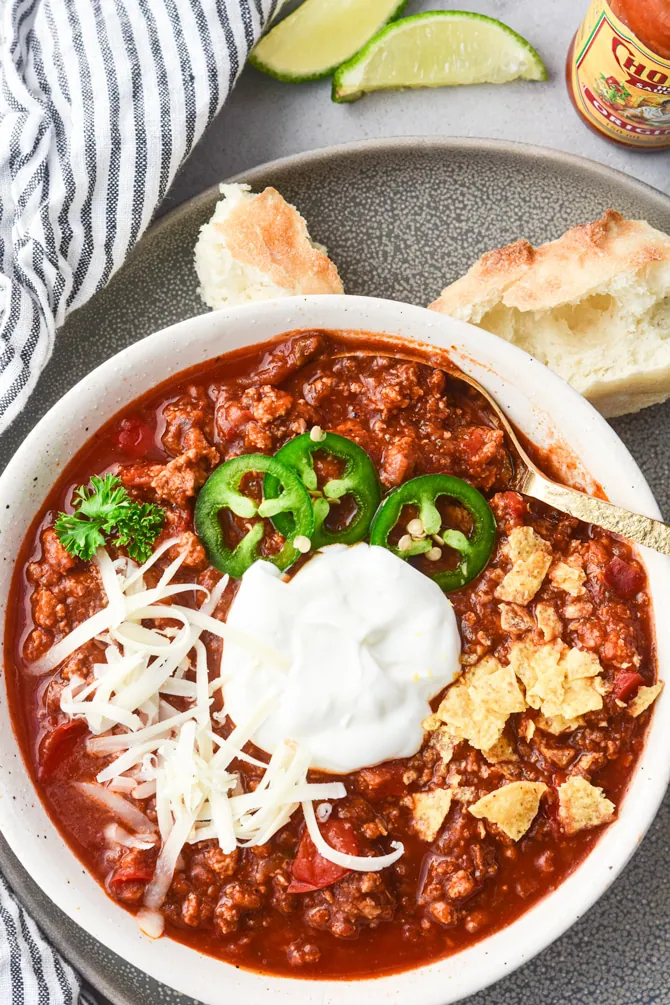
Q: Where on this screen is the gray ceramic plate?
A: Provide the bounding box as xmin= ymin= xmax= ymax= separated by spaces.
xmin=1 ymin=138 xmax=670 ymax=1005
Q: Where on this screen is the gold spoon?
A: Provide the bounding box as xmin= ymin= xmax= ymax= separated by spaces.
xmin=335 ymin=349 xmax=670 ymax=556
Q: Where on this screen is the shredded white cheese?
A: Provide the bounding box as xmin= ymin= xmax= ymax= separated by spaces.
xmin=303 ymin=800 xmax=404 ymax=872
xmin=76 ymin=782 xmax=155 ymax=833
xmin=136 ymin=907 xmax=165 ymax=940
xmin=103 ymin=823 xmax=157 ymax=850
xmin=38 ymin=544 xmax=405 ymax=934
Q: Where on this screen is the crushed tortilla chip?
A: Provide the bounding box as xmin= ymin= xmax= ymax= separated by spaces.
xmin=509 ymin=639 xmax=604 ymax=721
xmin=469 ymin=781 xmax=547 ymax=841
xmin=431 ymin=727 xmax=456 ymax=764
xmin=511 ymin=640 xmax=564 ymax=711
xmin=482 ymin=734 xmax=519 ymax=763
xmin=563 ymin=599 xmax=594 ymax=620
xmin=508 ymin=526 xmax=550 ymax=563
xmin=407 ymin=788 xmax=453 ymax=842
xmin=561 ymin=677 xmax=604 ymax=719
xmin=628 ymin=682 xmax=663 ymax=717
xmin=557 ymin=776 xmax=615 ymax=834
xmin=435 ymin=686 xmax=500 ymax=752
xmin=499 ymin=602 xmax=535 ymax=635
xmin=562 ymin=647 xmax=601 ymax=681
xmin=536 ymin=713 xmax=584 ymax=734
xmin=434 ymin=655 xmax=525 ymax=751
xmin=495 ymin=526 xmax=552 ymax=606
xmin=470 ymin=661 xmax=526 ymax=716
xmin=535 ymin=602 xmax=563 ymax=641
xmin=549 ymin=561 xmax=586 ymax=596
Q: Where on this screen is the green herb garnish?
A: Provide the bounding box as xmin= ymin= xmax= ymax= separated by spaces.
xmin=55 ymin=474 xmax=164 ymax=562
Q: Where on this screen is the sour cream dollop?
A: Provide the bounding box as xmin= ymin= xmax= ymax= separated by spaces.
xmin=221 ymin=543 xmax=461 ymax=773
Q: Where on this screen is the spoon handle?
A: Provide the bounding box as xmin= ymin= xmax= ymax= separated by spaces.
xmin=525 ymin=470 xmax=670 ymax=556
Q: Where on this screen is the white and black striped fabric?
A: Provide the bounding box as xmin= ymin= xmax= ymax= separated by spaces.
xmin=0 ymin=0 xmax=277 ymax=999
xmin=0 ymin=0 xmax=277 ymax=433
xmin=0 ymin=875 xmax=79 ymax=1003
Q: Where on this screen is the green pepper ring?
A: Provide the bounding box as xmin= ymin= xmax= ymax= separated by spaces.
xmin=194 ymin=454 xmax=315 ymax=578
xmin=370 ymin=473 xmax=497 ymax=591
xmin=264 ymin=432 xmax=381 ymax=549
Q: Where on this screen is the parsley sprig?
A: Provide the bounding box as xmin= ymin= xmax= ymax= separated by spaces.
xmin=54 ymin=474 xmax=164 ymax=562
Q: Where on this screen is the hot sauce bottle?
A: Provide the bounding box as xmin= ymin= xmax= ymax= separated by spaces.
xmin=566 ymin=0 xmax=670 ymax=149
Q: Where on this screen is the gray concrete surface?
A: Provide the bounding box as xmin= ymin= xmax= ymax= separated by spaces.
xmin=163 ymin=0 xmax=670 ymax=216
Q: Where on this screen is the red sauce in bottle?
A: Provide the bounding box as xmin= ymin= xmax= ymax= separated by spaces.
xmin=566 ymin=0 xmax=670 ymax=148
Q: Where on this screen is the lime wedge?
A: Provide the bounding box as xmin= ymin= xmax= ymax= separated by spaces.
xmin=332 ymin=11 xmax=547 ymax=102
xmin=250 ymin=0 xmax=408 ymax=82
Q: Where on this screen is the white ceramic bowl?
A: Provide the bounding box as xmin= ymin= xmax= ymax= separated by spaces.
xmin=0 ymin=295 xmax=668 ymax=1005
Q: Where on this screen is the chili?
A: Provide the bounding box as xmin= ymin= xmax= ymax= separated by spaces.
xmin=6 ymin=330 xmax=658 ymax=981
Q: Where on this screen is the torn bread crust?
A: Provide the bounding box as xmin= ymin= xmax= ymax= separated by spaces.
xmin=469 ymin=781 xmax=547 ymax=841
xmin=495 ymin=526 xmax=552 ymax=606
xmin=428 ymin=210 xmax=670 ymax=418
xmin=429 ymin=210 xmax=670 ymax=316
xmin=195 ymin=183 xmax=343 ymax=308
xmin=406 ymin=788 xmax=453 ymax=842
xmin=558 ymin=776 xmax=615 ymax=835
xmin=628 ymin=682 xmax=663 ymax=717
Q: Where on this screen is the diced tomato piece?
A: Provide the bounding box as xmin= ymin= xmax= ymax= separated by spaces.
xmin=288 ymin=818 xmax=360 ymax=894
xmin=108 ymin=863 xmax=155 ymax=887
xmin=604 ymin=557 xmax=645 ymax=598
xmin=612 ymin=671 xmax=645 ymax=703
xmin=114 ymin=417 xmax=155 ymax=458
xmin=490 ymin=491 xmax=527 ymax=530
xmin=38 ymin=719 xmax=88 ymax=780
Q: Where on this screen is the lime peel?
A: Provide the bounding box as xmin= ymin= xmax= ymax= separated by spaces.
xmin=250 ymin=0 xmax=409 ymax=83
xmin=332 ymin=10 xmax=548 ymax=103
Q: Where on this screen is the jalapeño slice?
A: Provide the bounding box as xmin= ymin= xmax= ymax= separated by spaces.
xmin=194 ymin=454 xmax=314 ymax=578
xmin=370 ymin=473 xmax=496 ymax=591
xmin=264 ymin=431 xmax=381 ymax=549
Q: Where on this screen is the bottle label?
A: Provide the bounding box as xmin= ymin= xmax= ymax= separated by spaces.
xmin=570 ymin=0 xmax=670 ymax=147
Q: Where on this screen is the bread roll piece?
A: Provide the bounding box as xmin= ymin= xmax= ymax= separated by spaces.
xmin=429 ymin=210 xmax=670 ymax=417
xmin=195 ymin=183 xmax=343 ymax=308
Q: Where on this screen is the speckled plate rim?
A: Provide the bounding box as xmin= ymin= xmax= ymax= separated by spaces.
xmin=0 ymin=137 xmax=669 ymax=1005
xmin=152 ymin=134 xmax=670 ymax=242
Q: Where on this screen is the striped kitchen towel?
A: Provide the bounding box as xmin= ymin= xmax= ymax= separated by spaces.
xmin=0 ymin=0 xmax=278 ymax=434
xmin=0 ymin=1 xmax=277 ymax=1000
xmin=0 ymin=874 xmax=80 ymax=1004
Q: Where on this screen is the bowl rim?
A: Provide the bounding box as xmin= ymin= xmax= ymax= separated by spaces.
xmin=0 ymin=293 xmax=668 ymax=1005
